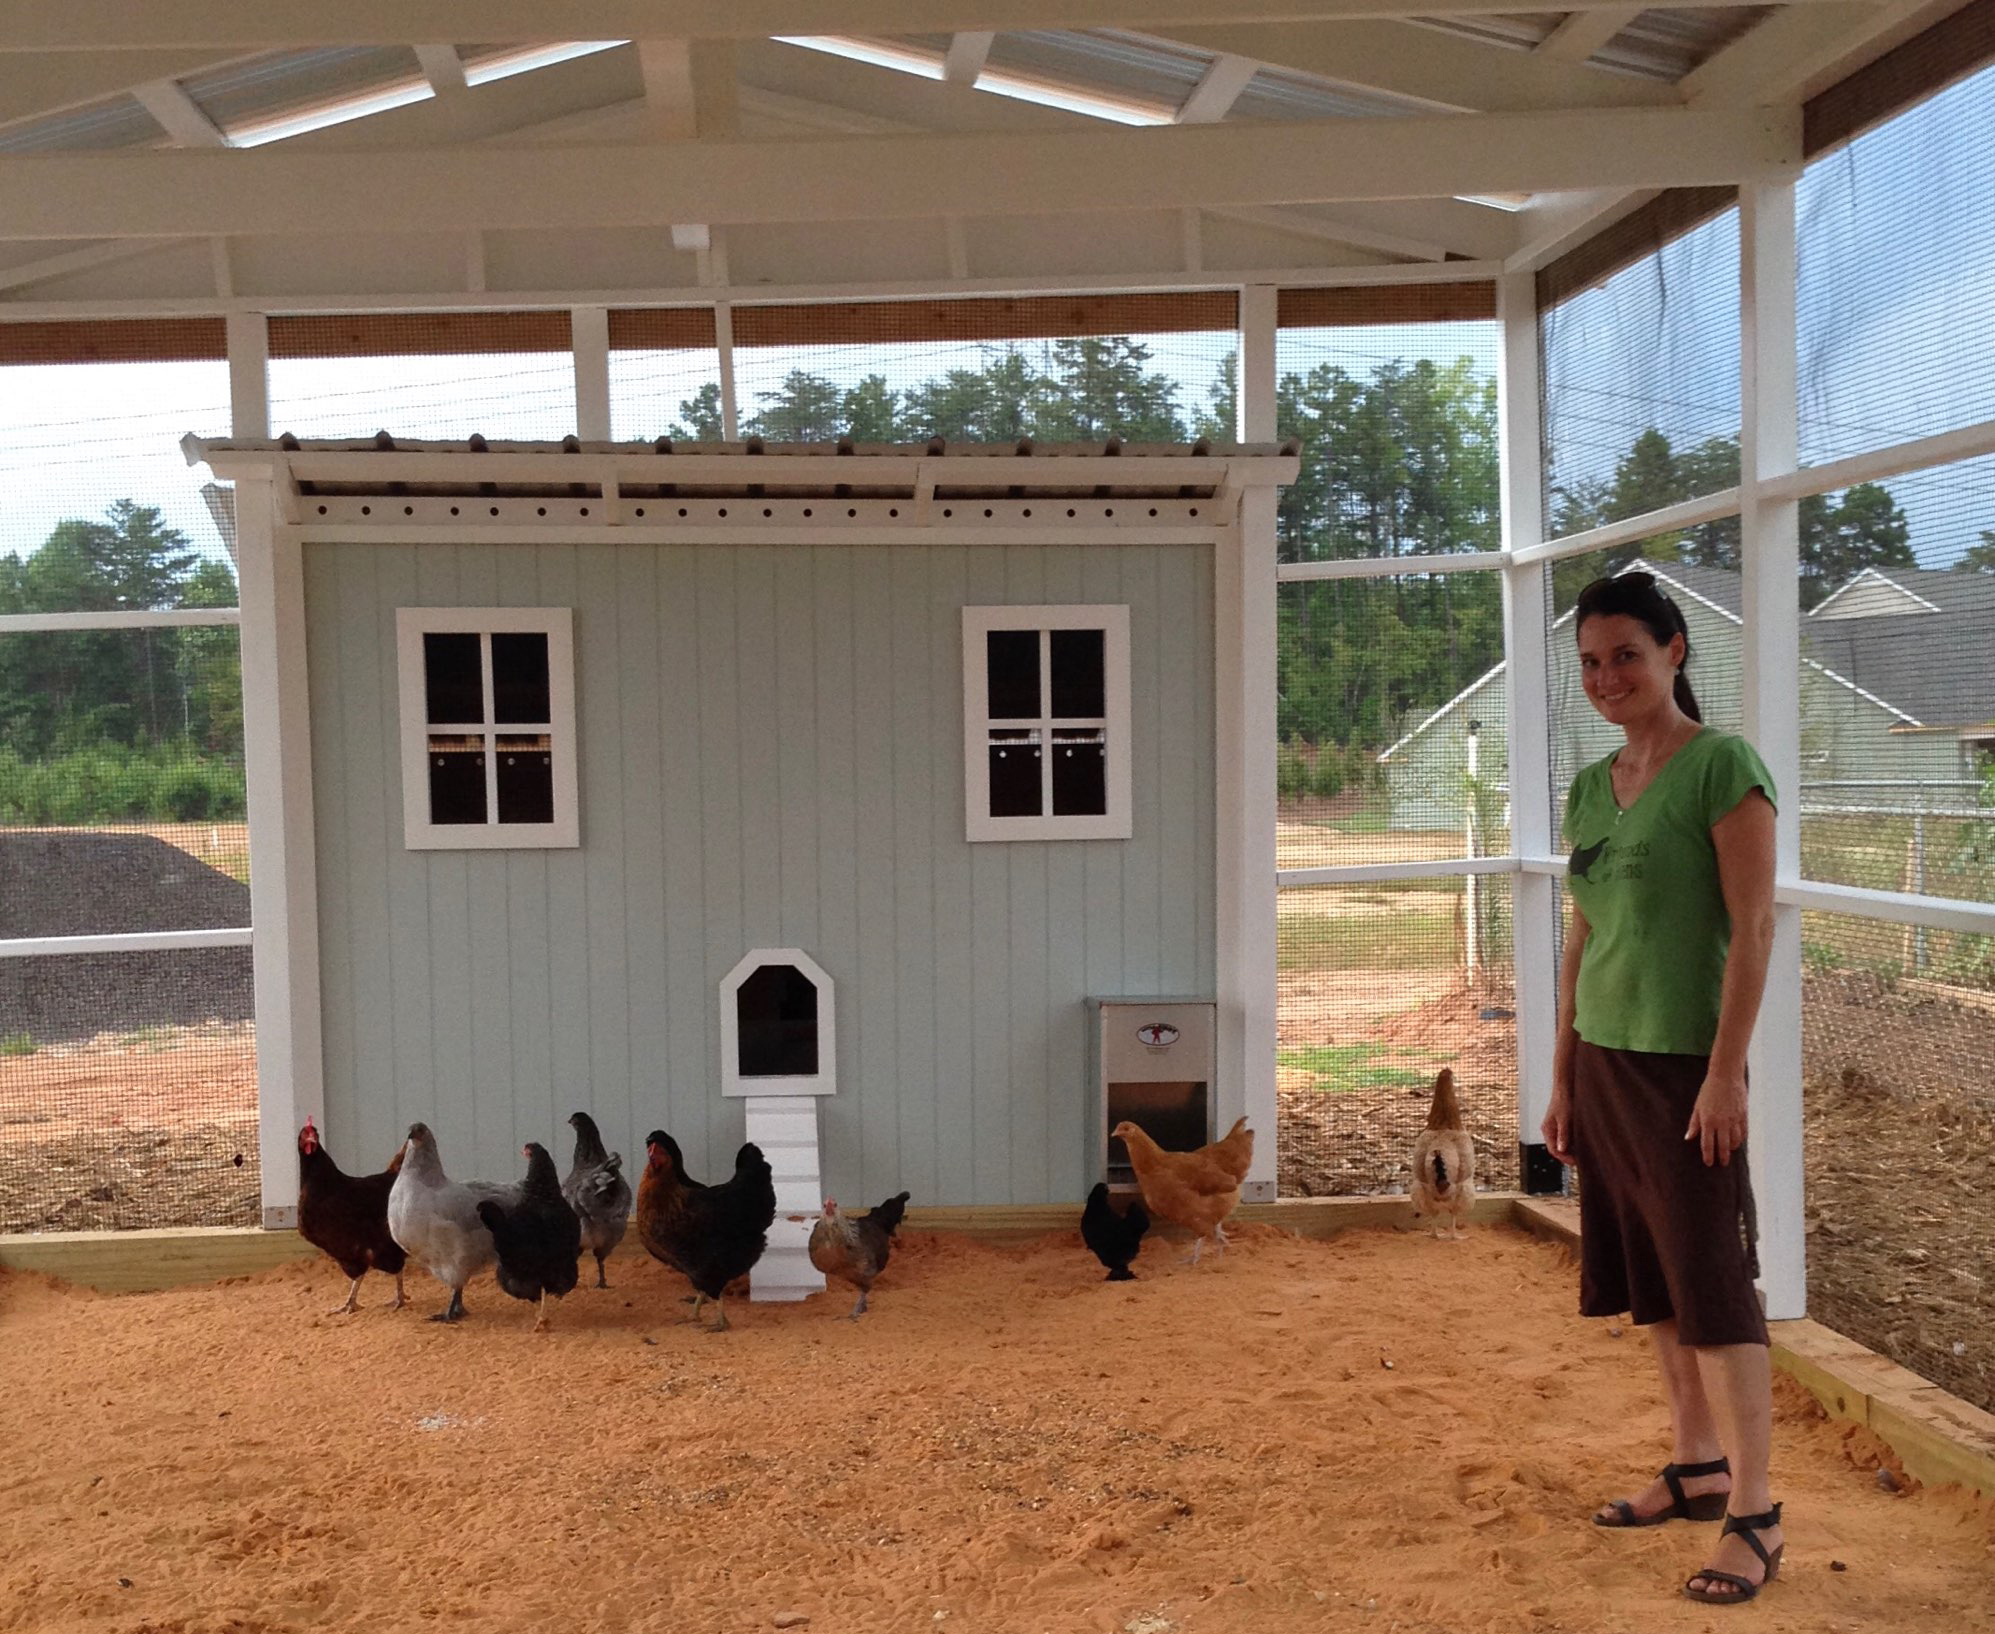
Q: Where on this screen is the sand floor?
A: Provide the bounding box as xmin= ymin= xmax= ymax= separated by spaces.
xmin=1 ymin=1225 xmax=1990 ymax=1634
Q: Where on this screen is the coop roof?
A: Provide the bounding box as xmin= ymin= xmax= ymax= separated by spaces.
xmin=185 ymin=433 xmax=1300 ymax=501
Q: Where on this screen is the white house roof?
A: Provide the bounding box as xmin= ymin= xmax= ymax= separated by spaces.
xmin=0 ymin=5 xmax=1964 ymax=311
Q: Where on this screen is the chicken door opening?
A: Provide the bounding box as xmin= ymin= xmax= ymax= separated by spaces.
xmin=736 ymin=964 xmax=820 ymax=1078
xmin=1105 ymin=1080 xmax=1209 ymax=1191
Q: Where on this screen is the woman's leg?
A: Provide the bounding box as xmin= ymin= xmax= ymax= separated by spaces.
xmin=1685 ymin=1343 xmax=1783 ymax=1596
xmin=1595 ymin=1319 xmax=1731 ymax=1521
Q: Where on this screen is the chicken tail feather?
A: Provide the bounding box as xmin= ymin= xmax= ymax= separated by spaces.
xmin=1432 ymin=1151 xmax=1450 ymax=1195
xmin=868 ymin=1190 xmax=912 ymax=1237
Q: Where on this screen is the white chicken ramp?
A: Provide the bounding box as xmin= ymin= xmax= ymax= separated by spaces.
xmin=745 ymin=1096 xmax=827 ymax=1302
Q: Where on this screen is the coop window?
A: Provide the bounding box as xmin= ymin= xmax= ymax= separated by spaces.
xmin=720 ymin=948 xmax=837 ymax=1097
xmin=395 ymin=608 xmax=579 ymax=849
xmin=962 ymin=605 xmax=1131 ymax=841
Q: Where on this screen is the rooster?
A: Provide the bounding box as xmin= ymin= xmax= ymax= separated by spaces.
xmin=635 ymin=1132 xmax=776 ymax=1331
xmin=1409 ymin=1068 xmax=1476 ymax=1240
xmin=296 ymin=1117 xmax=408 ymax=1315
xmin=563 ymin=1111 xmax=631 ymax=1289
xmin=477 ymin=1143 xmax=583 ymax=1332
xmin=808 ymin=1192 xmax=910 ymax=1317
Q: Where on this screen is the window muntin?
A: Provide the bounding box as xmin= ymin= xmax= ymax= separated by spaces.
xmin=396 ymin=608 xmax=578 ymax=849
xmin=962 ymin=605 xmax=1131 ymax=841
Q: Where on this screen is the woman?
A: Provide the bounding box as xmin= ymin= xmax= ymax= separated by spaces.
xmin=1540 ymin=571 xmax=1784 ymax=1606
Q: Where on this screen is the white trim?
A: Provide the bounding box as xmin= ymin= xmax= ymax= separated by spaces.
xmin=226 ymin=309 xmax=268 ymax=440
xmin=235 ymin=478 xmax=322 ymax=1229
xmin=1278 ymin=856 xmax=1518 ymax=888
xmin=1763 ymin=416 xmax=1995 ymax=507
xmin=1776 ymin=880 xmax=1995 ymax=936
xmin=0 ymin=608 xmax=240 ymax=633
xmin=394 ymin=607 xmax=581 ymax=850
xmin=1511 ymin=488 xmax=1743 ymax=566
xmin=0 ymin=927 xmax=253 ymax=960
xmin=720 ymin=948 xmax=839 ymax=1099
xmin=961 ymin=604 xmax=1133 ymax=843
xmin=1519 ymin=856 xmax=1569 ymax=878
xmin=294 ymin=520 xmax=1226 ymax=549
xmin=1275 ymin=550 xmax=1506 ymax=581
xmin=571 ymin=304 xmax=611 ymax=442
xmin=1808 ymin=564 xmax=1942 ymax=618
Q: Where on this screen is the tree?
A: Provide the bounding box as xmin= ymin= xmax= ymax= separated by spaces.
xmin=1034 ymin=337 xmax=1187 ymax=443
xmin=745 ymin=370 xmax=845 ymax=442
xmin=1800 ymin=482 xmax=1913 ymax=607
xmin=666 ymin=382 xmax=724 ymax=442
xmin=840 ymin=374 xmax=902 ymax=442
xmin=1959 ymin=531 xmax=1995 ymax=573
xmin=902 ymin=347 xmax=1041 ymax=443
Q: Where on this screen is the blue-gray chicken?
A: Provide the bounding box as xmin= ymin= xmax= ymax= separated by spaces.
xmin=563 ymin=1111 xmax=632 ymax=1289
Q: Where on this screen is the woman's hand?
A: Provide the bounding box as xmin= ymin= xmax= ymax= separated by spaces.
xmin=1685 ymin=1066 xmax=1748 ymax=1166
xmin=1542 ymin=1082 xmax=1575 ymax=1166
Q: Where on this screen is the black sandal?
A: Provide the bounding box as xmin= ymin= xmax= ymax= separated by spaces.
xmin=1593 ymin=1457 xmax=1731 ymax=1527
xmin=1683 ymin=1504 xmax=1784 ymax=1604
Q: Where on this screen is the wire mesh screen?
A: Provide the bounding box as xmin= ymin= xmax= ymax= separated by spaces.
xmin=0 ymin=331 xmax=234 ymax=590
xmin=1540 ymin=207 xmax=1740 ymax=541
xmin=1277 ymin=876 xmax=1517 ymax=1197
xmin=729 ymin=295 xmax=1239 ymax=443
xmin=1545 ymin=549 xmax=1748 ymax=819
xmin=1803 ymin=907 xmax=1995 ymax=1411
xmin=1798 ymin=61 xmax=1995 ymax=468
xmin=267 ymin=312 xmax=577 ymax=441
xmin=1274 ymin=309 xmax=1501 ymax=564
xmin=1278 ymin=574 xmax=1509 ymax=868
xmin=607 ymin=309 xmax=722 ymax=441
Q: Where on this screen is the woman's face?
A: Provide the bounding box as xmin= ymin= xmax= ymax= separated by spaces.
xmin=1577 ymin=612 xmax=1685 ymax=729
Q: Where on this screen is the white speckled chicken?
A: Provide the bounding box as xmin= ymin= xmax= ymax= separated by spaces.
xmin=386 ymin=1122 xmax=510 ymax=1322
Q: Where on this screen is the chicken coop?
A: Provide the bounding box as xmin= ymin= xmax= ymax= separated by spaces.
xmin=2 ymin=1 xmax=1995 ymax=1411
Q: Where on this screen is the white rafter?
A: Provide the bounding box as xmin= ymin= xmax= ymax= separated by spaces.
xmin=413 ymin=42 xmax=468 ymax=94
xmin=130 ymin=77 xmax=229 ymax=146
xmin=942 ymin=31 xmax=993 ymax=85
xmin=1205 ymin=202 xmax=1451 ymax=261
xmin=0 ymin=106 xmax=1800 ymax=239
xmin=1174 ymin=53 xmax=1259 ymax=123
xmin=1534 ymin=8 xmax=1642 ymax=64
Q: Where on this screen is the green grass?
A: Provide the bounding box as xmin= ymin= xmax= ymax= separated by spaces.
xmin=1279 ymin=1042 xmax=1446 ymax=1093
xmin=0 ymin=1031 xmax=35 ymax=1057
xmin=117 ymin=1026 xmax=173 ymax=1052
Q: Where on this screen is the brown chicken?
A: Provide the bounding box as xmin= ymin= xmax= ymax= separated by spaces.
xmin=1209 ymin=1116 xmax=1255 ymax=1186
xmin=1110 ymin=1120 xmax=1244 ymax=1265
xmin=808 ymin=1191 xmax=910 ymax=1317
xmin=296 ymin=1117 xmax=408 ymax=1315
xmin=1409 ymin=1068 xmax=1476 ymax=1240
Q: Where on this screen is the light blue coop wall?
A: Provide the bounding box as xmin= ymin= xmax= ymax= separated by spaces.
xmin=303 ymin=539 xmax=1216 ymax=1206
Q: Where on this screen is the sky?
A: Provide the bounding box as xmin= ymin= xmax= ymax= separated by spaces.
xmin=2 ymin=60 xmax=1990 ymax=579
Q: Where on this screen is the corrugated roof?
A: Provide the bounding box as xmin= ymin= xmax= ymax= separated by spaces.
xmin=0 ymin=98 xmax=161 ymax=155
xmin=1411 ymin=8 xmax=1777 ymax=82
xmin=178 ymin=46 xmax=424 ymax=139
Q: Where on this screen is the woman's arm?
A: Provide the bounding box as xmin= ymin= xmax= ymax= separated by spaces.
xmin=1687 ymin=788 xmax=1777 ymax=1166
xmin=1541 ymin=901 xmax=1589 ymax=1165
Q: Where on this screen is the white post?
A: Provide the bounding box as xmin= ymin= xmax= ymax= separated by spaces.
xmin=571 ymin=304 xmax=612 ymax=442
xmin=236 ymin=476 xmax=324 ymax=1228
xmin=1740 ymin=179 xmax=1807 ymax=1321
xmin=1219 ymin=283 xmax=1279 ymax=1201
xmin=1464 ymin=724 xmax=1481 ymax=979
xmin=743 ymin=1096 xmax=828 ymax=1301
xmin=715 ymin=300 xmax=740 ymax=441
xmin=226 ymin=311 xmax=268 ymax=438
xmin=1498 ymin=269 xmax=1560 ymax=1186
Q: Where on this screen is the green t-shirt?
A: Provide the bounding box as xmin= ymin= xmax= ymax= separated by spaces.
xmin=1564 ymin=728 xmax=1776 ymax=1056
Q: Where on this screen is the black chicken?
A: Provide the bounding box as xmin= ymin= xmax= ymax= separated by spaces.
xmin=635 ymin=1131 xmax=776 ymax=1331
xmin=297 ymin=1116 xmax=408 ymax=1315
xmin=475 ymin=1142 xmax=582 ymax=1332
xmin=1082 ymin=1181 xmax=1150 ymax=1281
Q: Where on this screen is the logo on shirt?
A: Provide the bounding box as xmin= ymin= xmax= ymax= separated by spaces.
xmin=1570 ymin=837 xmax=1608 ymax=880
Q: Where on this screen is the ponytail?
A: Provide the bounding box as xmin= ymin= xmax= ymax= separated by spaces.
xmin=1576 ymin=568 xmax=1700 ymax=721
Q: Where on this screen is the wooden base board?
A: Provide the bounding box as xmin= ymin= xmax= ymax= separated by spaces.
xmin=1511 ymin=1196 xmax=1995 ymax=1499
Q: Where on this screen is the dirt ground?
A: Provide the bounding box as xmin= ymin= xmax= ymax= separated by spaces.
xmin=2 ymin=1226 xmax=1990 ymax=1634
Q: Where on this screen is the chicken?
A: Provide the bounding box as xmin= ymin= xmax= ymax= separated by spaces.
xmin=386 ymin=1122 xmax=508 ymax=1322
xmin=1081 ymin=1181 xmax=1150 ymax=1281
xmin=1208 ymin=1116 xmax=1255 ymax=1186
xmin=296 ymin=1117 xmax=408 ymax=1315
xmin=635 ymin=1131 xmax=776 ymax=1331
xmin=1409 ymin=1067 xmax=1476 ymax=1240
xmin=1110 ymin=1120 xmax=1243 ymax=1265
xmin=476 ymin=1142 xmax=583 ymax=1332
xmin=563 ymin=1111 xmax=632 ymax=1289
xmin=808 ymin=1191 xmax=910 ymax=1318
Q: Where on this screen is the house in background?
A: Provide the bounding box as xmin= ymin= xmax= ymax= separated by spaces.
xmin=1379 ymin=559 xmax=1992 ymax=832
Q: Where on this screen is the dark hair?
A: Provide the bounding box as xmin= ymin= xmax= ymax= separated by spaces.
xmin=1574 ymin=570 xmax=1701 ymax=722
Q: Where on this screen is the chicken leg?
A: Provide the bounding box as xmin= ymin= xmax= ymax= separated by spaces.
xmin=429 ymin=1286 xmax=467 ymax=1323
xmin=331 ymin=1276 xmax=363 ymax=1316
xmin=594 ymin=1251 xmax=611 ymax=1291
xmin=390 ymin=1272 xmax=407 ymax=1311
xmin=846 ymin=1289 xmax=870 ymax=1320
xmin=533 ymin=1288 xmax=551 ymax=1334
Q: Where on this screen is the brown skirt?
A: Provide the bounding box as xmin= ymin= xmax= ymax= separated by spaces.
xmin=1572 ymin=1039 xmax=1768 ymax=1348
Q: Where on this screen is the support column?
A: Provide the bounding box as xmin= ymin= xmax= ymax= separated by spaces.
xmin=226 ymin=311 xmax=268 ymax=439
xmin=571 ymin=305 xmax=611 ymax=442
xmin=1219 ymin=283 xmax=1279 ymax=1201
xmin=745 ymin=1096 xmax=828 ymax=1301
xmin=1497 ymin=269 xmax=1562 ymax=1192
xmin=1740 ymin=179 xmax=1806 ymax=1321
xmin=715 ymin=301 xmax=740 ymax=441
xmin=236 ymin=477 xmax=323 ymax=1228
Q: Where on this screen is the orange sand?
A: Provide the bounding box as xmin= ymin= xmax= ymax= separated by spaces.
xmin=1 ymin=1225 xmax=1990 ymax=1634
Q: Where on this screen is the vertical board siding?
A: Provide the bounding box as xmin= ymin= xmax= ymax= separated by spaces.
xmin=306 ymin=538 xmax=1214 ymax=1202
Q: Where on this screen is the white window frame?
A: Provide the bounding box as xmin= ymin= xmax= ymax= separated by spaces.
xmin=395 ymin=606 xmax=580 ymax=850
xmin=961 ymin=603 xmax=1132 ymax=842
xmin=720 ymin=947 xmax=838 ymax=1098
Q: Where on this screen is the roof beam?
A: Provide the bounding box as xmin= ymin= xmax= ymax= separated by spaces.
xmin=1534 ymin=7 xmax=1642 ymax=64
xmin=1173 ymin=54 xmax=1258 ymax=124
xmin=0 ymin=237 xmax=178 ymax=292
xmin=1150 ymin=21 xmax=1676 ymax=113
xmin=1205 ymin=203 xmax=1449 ymax=261
xmin=0 ymin=107 xmax=1800 ymax=239
xmin=0 ymin=2 xmax=1873 ymax=52
xmin=413 ymin=43 xmax=468 ymax=95
xmin=942 ymin=32 xmax=993 ymax=85
xmin=129 ymin=77 xmax=230 ymax=146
